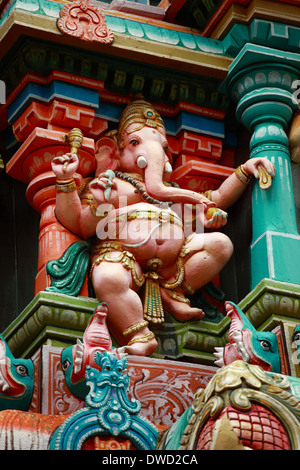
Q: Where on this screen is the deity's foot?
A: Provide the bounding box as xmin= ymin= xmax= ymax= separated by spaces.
xmin=124 ymin=331 xmax=158 ymax=356
xmin=161 ymin=289 xmax=204 ymax=322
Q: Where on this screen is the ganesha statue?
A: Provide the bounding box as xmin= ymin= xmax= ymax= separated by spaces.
xmin=51 ymin=97 xmax=275 ymax=357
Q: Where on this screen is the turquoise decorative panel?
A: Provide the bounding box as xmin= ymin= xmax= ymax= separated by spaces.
xmin=49 ymin=351 xmax=159 ymax=450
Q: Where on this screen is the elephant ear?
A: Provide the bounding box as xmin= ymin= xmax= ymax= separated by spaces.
xmin=94 ymin=133 xmax=120 ymax=176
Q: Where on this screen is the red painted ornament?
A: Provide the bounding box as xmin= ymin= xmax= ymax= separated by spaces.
xmin=57 ymin=0 xmax=114 ymax=44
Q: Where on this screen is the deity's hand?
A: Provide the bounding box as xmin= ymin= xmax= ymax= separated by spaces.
xmin=204 ymin=207 xmax=228 ymax=229
xmin=51 ymin=153 xmax=79 ymax=179
xmin=196 ymin=193 xmax=216 ymax=211
xmin=243 ymin=157 xmax=275 ymax=181
xmin=89 ymin=170 xmax=118 ymax=205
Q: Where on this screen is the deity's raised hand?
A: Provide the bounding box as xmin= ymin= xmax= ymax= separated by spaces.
xmin=51 ymin=153 xmax=79 ymax=180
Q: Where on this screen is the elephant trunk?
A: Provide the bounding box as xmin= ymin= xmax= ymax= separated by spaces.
xmin=143 ymin=145 xmax=210 ymax=206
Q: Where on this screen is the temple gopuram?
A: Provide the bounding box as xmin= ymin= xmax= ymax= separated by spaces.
xmin=0 ymin=0 xmax=300 ymax=452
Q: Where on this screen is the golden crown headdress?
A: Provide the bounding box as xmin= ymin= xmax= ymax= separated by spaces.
xmin=117 ymin=97 xmax=165 ymax=149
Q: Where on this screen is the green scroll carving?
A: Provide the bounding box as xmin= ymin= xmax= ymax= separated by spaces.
xmin=46 ymin=241 xmax=90 ymax=296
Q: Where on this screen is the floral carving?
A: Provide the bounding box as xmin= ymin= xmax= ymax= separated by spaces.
xmin=127 ymin=366 xmax=205 ymax=426
xmin=57 ymin=0 xmax=114 ymax=44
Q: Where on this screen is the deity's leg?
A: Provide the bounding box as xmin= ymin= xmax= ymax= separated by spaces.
xmin=160 ymin=232 xmax=233 ymax=321
xmin=184 ymin=232 xmax=233 ymax=290
xmin=160 ymin=288 xmax=205 ymax=322
xmin=91 ymin=260 xmax=158 ymax=356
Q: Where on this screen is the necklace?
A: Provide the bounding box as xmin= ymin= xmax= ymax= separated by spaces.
xmin=114 ymin=171 xmax=172 ymax=207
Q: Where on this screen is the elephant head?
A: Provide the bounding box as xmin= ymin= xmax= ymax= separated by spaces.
xmin=94 ymin=98 xmax=214 ymax=208
xmin=61 ymin=303 xmax=124 ymax=400
xmin=214 ymin=301 xmax=281 ymax=373
xmin=0 ymin=334 xmax=34 ymax=411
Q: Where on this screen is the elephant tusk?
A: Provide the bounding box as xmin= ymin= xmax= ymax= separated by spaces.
xmin=164 ymin=161 xmax=173 ymax=173
xmin=136 ymin=155 xmax=148 ymax=169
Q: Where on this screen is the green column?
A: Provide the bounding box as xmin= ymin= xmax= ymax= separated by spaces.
xmin=221 ymin=45 xmax=300 ymax=289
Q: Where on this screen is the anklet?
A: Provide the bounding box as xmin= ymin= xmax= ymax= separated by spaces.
xmin=123 ymin=320 xmax=149 ymax=337
xmin=127 ymin=332 xmax=155 ymax=345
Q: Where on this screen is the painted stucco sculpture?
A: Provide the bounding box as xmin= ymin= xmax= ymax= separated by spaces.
xmin=51 ymin=98 xmax=275 ymax=357
xmin=0 ymin=348 xmax=157 ymax=450
xmin=0 ymin=0 xmax=300 ymax=453
xmin=46 ymin=240 xmax=90 ymax=296
xmin=50 ymin=349 xmax=158 ymax=450
xmin=214 ymin=301 xmax=281 ymax=373
xmin=57 ymin=0 xmax=114 ymax=44
xmin=62 ymin=302 xmax=122 ymax=399
xmin=0 ymin=334 xmax=34 ymax=411
xmin=159 ymin=360 xmax=300 ymax=450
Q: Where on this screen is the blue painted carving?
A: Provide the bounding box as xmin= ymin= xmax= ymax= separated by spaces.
xmin=96 ymin=100 xmax=225 ymax=138
xmin=188 ymin=281 xmax=226 ymax=323
xmin=0 ymin=334 xmax=34 ymax=411
xmin=7 ymin=80 xmax=99 ymax=124
xmin=50 ymin=350 xmax=158 ymax=450
xmin=222 ymin=19 xmax=300 ymax=57
xmin=214 ymin=301 xmax=281 ymax=373
xmin=61 ymin=341 xmax=90 ymax=400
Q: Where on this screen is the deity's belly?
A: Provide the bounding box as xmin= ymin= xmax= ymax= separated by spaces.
xmin=96 ymin=203 xmax=185 ymax=266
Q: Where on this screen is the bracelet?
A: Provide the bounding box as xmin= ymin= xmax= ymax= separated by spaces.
xmin=56 ymin=178 xmax=77 ymax=193
xmin=123 ymin=320 xmax=149 ymax=337
xmin=235 ymin=165 xmax=252 ymax=185
xmin=202 ymin=189 xmax=212 ymax=200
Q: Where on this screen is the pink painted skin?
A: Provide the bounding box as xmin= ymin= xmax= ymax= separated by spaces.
xmin=70 ymin=303 xmax=119 ymax=382
xmin=51 ymin=121 xmax=275 ymax=357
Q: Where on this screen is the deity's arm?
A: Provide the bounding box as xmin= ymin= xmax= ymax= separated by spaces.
xmin=209 ymin=157 xmax=276 ymax=210
xmin=55 ymin=190 xmax=98 ymax=239
xmin=55 ymin=188 xmax=84 ymax=234
xmin=209 ymin=172 xmax=249 ymax=210
xmin=52 ymin=153 xmax=100 ymax=239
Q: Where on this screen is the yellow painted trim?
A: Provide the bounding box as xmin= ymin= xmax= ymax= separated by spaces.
xmin=0 ymin=9 xmax=232 ymax=79
xmin=209 ymin=0 xmax=300 ymax=39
